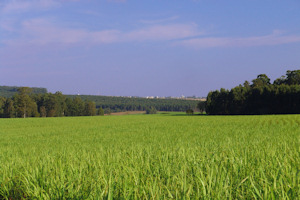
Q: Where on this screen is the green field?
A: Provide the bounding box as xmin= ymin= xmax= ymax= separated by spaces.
xmin=0 ymin=114 xmax=299 ymax=199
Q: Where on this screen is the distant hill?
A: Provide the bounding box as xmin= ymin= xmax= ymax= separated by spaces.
xmin=0 ymin=86 xmax=48 ymax=98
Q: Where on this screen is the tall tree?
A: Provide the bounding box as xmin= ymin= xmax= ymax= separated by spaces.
xmin=98 ymin=107 xmax=104 ymax=116
xmin=273 ymin=76 xmax=286 ymax=85
xmin=72 ymin=97 xmax=85 ymax=116
xmin=84 ymin=100 xmax=96 ymax=116
xmin=40 ymin=106 xmax=47 ymax=117
xmin=197 ymin=101 xmax=206 ymax=114
xmin=4 ymin=98 xmax=15 ymax=118
xmin=206 ymin=70 xmax=300 ymax=115
xmin=13 ymin=87 xmax=39 ymax=118
xmin=0 ymin=97 xmax=5 ymax=117
xmin=252 ymin=74 xmax=271 ymax=88
xmin=286 ymin=70 xmax=300 ymax=85
xmin=43 ymin=93 xmax=57 ymax=117
xmin=54 ymin=92 xmax=66 ymax=117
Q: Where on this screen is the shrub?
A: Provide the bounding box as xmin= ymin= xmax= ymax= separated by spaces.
xmin=146 ymin=106 xmax=157 ymax=114
xmin=186 ymin=109 xmax=194 ymax=115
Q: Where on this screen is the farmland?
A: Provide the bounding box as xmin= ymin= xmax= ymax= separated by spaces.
xmin=0 ymin=114 xmax=299 ymax=199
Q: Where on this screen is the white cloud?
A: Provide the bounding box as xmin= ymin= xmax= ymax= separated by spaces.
xmin=125 ymin=23 xmax=203 ymax=41
xmin=15 ymin=18 xmax=121 ymax=45
xmin=2 ymin=16 xmax=300 ymax=49
xmin=2 ymin=18 xmax=204 ymax=46
xmin=177 ymin=31 xmax=300 ymax=48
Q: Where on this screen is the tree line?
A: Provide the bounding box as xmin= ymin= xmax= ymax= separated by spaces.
xmin=0 ymin=87 xmax=99 ymax=118
xmin=66 ymin=95 xmax=199 ymax=113
xmin=0 ymin=87 xmax=200 ymax=118
xmin=0 ymin=86 xmax=47 ymax=98
xmin=206 ymin=70 xmax=300 ymax=115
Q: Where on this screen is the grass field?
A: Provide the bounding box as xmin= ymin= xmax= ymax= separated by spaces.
xmin=0 ymin=114 xmax=299 ymax=199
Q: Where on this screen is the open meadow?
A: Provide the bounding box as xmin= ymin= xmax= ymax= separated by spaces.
xmin=0 ymin=114 xmax=299 ymax=199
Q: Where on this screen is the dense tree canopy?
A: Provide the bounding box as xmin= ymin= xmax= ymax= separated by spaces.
xmin=0 ymin=89 xmax=98 ymax=118
xmin=66 ymin=95 xmax=199 ymax=113
xmin=206 ymin=70 xmax=300 ymax=115
xmin=0 ymin=86 xmax=47 ymax=98
xmin=13 ymin=87 xmax=39 ymax=118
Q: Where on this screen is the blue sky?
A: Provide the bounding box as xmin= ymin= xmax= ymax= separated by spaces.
xmin=0 ymin=0 xmax=300 ymax=97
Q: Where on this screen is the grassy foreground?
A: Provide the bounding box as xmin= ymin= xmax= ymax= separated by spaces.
xmin=0 ymin=114 xmax=299 ymax=199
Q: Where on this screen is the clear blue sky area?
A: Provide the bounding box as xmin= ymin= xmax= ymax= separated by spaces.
xmin=1 ymin=0 xmax=300 ymax=97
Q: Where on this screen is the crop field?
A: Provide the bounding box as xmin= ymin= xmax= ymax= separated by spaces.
xmin=0 ymin=114 xmax=299 ymax=199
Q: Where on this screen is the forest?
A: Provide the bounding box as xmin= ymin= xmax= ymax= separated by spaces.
xmin=66 ymin=95 xmax=200 ymax=113
xmin=0 ymin=86 xmax=47 ymax=98
xmin=206 ymin=70 xmax=300 ymax=115
xmin=0 ymin=88 xmax=98 ymax=118
xmin=0 ymin=87 xmax=200 ymax=118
